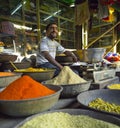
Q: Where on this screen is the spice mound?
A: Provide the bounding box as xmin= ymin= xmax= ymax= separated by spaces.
xmin=108 ymin=84 xmax=120 ymax=89
xmin=0 ymin=72 xmax=15 ymax=77
xmin=89 ymin=98 xmax=120 ymax=114
xmin=14 ymin=67 xmax=52 ymax=72
xmin=0 ymin=75 xmax=55 ymax=100
xmin=45 ymin=66 xmax=86 ymax=85
xmin=19 ymin=112 xmax=120 ymax=128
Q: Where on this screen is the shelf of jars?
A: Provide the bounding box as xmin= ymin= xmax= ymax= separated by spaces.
xmin=89 ymin=25 xmax=113 ymax=37
xmin=89 ymin=35 xmax=113 ymax=48
xmin=61 ymin=40 xmax=75 ymax=49
xmin=87 ymin=10 xmax=116 ymax=49
xmin=61 ymin=30 xmax=74 ymax=40
xmin=24 ymin=15 xmax=37 ymax=24
xmin=0 ymin=33 xmax=15 ymax=38
xmin=92 ymin=22 xmax=113 ymax=28
xmin=60 ymin=19 xmax=74 ymax=30
xmin=39 ymin=0 xmax=75 ymax=48
xmin=88 ymin=21 xmax=114 ymax=48
xmin=39 ymin=0 xmax=74 ymax=18
xmin=0 ymin=15 xmax=23 ymax=25
xmin=0 ymin=0 xmax=76 ymax=54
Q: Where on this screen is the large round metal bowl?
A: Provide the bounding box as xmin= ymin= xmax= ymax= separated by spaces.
xmin=55 ymin=55 xmax=73 ymax=63
xmin=15 ymin=109 xmax=120 ymax=128
xmin=0 ymin=54 xmax=17 ymax=63
xmin=14 ymin=69 xmax=55 ymax=82
xmin=0 ymin=62 xmax=31 ymax=72
xmin=0 ymin=85 xmax=63 ymax=117
xmin=77 ymin=89 xmax=120 ymax=117
xmin=42 ymin=80 xmax=92 ymax=98
xmin=84 ymin=48 xmax=106 ymax=61
xmin=0 ymin=73 xmax=21 ymax=87
xmin=75 ymin=48 xmax=106 ymax=63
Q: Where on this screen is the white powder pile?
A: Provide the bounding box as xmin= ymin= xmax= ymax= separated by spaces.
xmin=45 ymin=66 xmax=86 ymax=85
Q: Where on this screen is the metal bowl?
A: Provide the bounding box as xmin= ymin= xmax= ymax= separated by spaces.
xmin=77 ymin=89 xmax=120 ymax=117
xmin=15 ymin=109 xmax=120 ymax=128
xmin=84 ymin=48 xmax=106 ymax=62
xmin=0 ymin=85 xmax=63 ymax=117
xmin=0 ymin=62 xmax=31 ymax=72
xmin=14 ymin=69 xmax=55 ymax=82
xmin=42 ymin=80 xmax=92 ymax=98
xmin=0 ymin=54 xmax=17 ymax=63
xmin=0 ymin=73 xmax=21 ymax=87
xmin=76 ymin=48 xmax=106 ymax=63
xmin=55 ymin=55 xmax=73 ymax=63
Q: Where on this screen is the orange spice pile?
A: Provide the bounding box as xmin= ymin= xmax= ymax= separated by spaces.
xmin=0 ymin=72 xmax=15 ymax=77
xmin=0 ymin=75 xmax=55 ymax=100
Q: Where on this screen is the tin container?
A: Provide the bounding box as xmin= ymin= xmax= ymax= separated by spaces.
xmin=76 ymin=48 xmax=106 ymax=63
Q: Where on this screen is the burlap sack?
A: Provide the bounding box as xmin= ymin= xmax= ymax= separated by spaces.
xmin=75 ymin=0 xmax=90 ymax=26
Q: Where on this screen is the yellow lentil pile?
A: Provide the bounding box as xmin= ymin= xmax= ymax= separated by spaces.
xmin=14 ymin=67 xmax=51 ymax=72
xmin=18 ymin=112 xmax=120 ymax=128
xmin=45 ymin=66 xmax=86 ymax=85
xmin=89 ymin=98 xmax=120 ymax=114
xmin=108 ymin=84 xmax=120 ymax=90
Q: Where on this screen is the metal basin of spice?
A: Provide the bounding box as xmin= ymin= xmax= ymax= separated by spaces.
xmin=77 ymin=89 xmax=120 ymax=117
xmin=41 ymin=66 xmax=92 ymax=98
xmin=15 ymin=109 xmax=120 ymax=128
xmin=42 ymin=80 xmax=92 ymax=98
xmin=14 ymin=68 xmax=55 ymax=82
xmin=0 ymin=85 xmax=63 ymax=117
xmin=0 ymin=73 xmax=21 ymax=87
xmin=107 ymin=84 xmax=120 ymax=90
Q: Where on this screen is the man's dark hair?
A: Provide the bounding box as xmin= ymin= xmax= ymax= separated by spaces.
xmin=46 ymin=22 xmax=57 ymax=31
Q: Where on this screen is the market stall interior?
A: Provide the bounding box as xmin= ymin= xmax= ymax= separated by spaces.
xmin=0 ymin=0 xmax=120 ymax=128
xmin=56 ymin=48 xmax=120 ymax=89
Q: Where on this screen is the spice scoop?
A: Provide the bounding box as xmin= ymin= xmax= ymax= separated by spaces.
xmin=9 ymin=61 xmax=18 ymax=70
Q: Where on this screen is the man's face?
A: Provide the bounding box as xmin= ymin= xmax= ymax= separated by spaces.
xmin=46 ymin=24 xmax=58 ymax=39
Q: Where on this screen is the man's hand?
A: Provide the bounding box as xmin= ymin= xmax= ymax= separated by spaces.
xmin=71 ymin=53 xmax=78 ymax=62
xmin=42 ymin=51 xmax=63 ymax=70
xmin=64 ymin=51 xmax=78 ymax=62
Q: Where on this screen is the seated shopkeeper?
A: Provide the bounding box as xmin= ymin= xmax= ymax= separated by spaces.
xmin=36 ymin=22 xmax=78 ymax=77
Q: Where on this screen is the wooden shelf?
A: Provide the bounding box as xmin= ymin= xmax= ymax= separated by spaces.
xmin=0 ymin=33 xmax=15 ymax=38
xmin=92 ymin=23 xmax=113 ymax=28
xmin=0 ymin=0 xmax=76 ymax=55
xmin=88 ymin=14 xmax=116 ymax=49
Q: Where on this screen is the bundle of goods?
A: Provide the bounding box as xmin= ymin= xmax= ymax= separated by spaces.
xmin=104 ymin=52 xmax=120 ymax=62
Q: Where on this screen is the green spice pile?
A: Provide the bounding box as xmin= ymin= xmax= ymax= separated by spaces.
xmin=89 ymin=98 xmax=120 ymax=114
xmin=19 ymin=112 xmax=120 ymax=128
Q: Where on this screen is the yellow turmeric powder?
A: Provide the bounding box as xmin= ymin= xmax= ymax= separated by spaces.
xmin=0 ymin=75 xmax=55 ymax=100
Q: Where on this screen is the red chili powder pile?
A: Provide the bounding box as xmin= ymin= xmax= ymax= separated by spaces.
xmin=0 ymin=75 xmax=55 ymax=100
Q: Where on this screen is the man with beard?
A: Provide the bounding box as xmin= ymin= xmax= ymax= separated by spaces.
xmin=36 ymin=22 xmax=78 ymax=76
